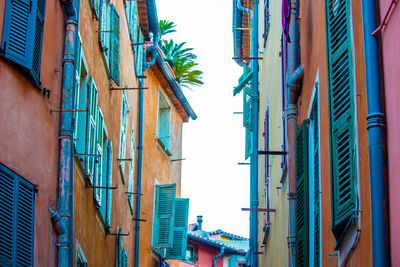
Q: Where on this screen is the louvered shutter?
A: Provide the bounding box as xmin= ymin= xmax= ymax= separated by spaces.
xmin=94 ymin=107 xmax=104 ymax=203
xmin=136 ymin=34 xmax=144 ymax=76
xmin=99 ymin=0 xmax=109 ymax=53
xmin=325 ymin=0 xmax=356 ymax=234
xmin=85 ymin=77 xmax=98 ymax=183
xmin=73 ymin=33 xmax=83 ymax=147
xmin=245 ymin=128 xmax=252 ymax=160
xmin=295 ymin=120 xmax=310 ymax=267
xmin=0 ymin=165 xmax=35 ymax=267
xmin=92 ymin=0 xmax=100 ymax=19
xmin=106 ymin=140 xmax=113 ymax=229
xmin=166 ymin=198 xmax=189 ymax=260
xmin=109 ymin=4 xmax=120 ymax=85
xmin=115 ymin=229 xmax=121 ymax=267
xmin=119 ymin=93 xmax=129 ymax=179
xmin=76 ymin=76 xmax=88 ymax=157
xmin=153 ymin=184 xmax=176 ymax=248
xmin=125 ymin=0 xmax=138 ymax=42
xmin=99 ymin=137 xmax=108 ymax=222
xmin=1 ymin=0 xmax=46 ymax=83
xmin=128 ymin=129 xmax=135 ymax=212
xmin=121 ymin=249 xmax=128 ymax=267
xmin=243 ymin=85 xmax=253 ymax=130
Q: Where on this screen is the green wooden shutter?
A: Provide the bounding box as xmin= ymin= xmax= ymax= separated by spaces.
xmin=166 ymin=198 xmax=189 ymax=260
xmin=99 ymin=136 xmax=108 ymax=222
xmin=109 ymin=4 xmax=120 ymax=85
xmin=125 ymin=0 xmax=138 ymax=42
xmin=1 ymin=0 xmax=46 ymax=83
xmin=99 ymin=0 xmax=109 ymax=53
xmin=243 ymin=85 xmax=253 ymax=130
xmin=153 ymin=184 xmax=176 ymax=248
xmin=119 ymin=93 xmax=129 ymax=179
xmin=325 ymin=0 xmax=356 ymax=235
xmin=85 ymin=77 xmax=98 ymax=183
xmin=94 ymin=107 xmax=104 ymax=203
xmin=136 ymin=34 xmax=144 ymax=76
xmin=245 ymin=128 xmax=252 ymax=160
xmin=106 ymin=140 xmax=113 ymax=229
xmin=120 ymin=249 xmax=128 ymax=267
xmin=76 ymin=77 xmax=88 ymax=157
xmin=73 ymin=33 xmax=83 ymax=147
xmin=295 ymin=119 xmax=310 ymax=267
xmin=128 ymin=128 xmax=135 ymax=212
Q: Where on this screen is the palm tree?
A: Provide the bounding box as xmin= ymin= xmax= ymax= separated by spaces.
xmin=158 ymin=21 xmax=203 ymax=88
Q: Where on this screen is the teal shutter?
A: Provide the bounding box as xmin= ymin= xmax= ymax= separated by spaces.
xmin=109 ymin=4 xmax=120 ymax=85
xmin=99 ymin=136 xmax=108 ymax=222
xmin=85 ymin=77 xmax=98 ymax=183
xmin=76 ymin=77 xmax=88 ymax=157
xmin=121 ymin=249 xmax=128 ymax=267
xmin=119 ymin=93 xmax=129 ymax=179
xmin=245 ymin=128 xmax=252 ymax=160
xmin=125 ymin=0 xmax=138 ymax=42
xmin=128 ymin=129 xmax=135 ymax=212
xmin=94 ymin=107 xmax=104 ymax=203
xmin=166 ymin=198 xmax=189 ymax=260
xmin=153 ymin=184 xmax=176 ymax=248
xmin=115 ymin=229 xmax=122 ymax=267
xmin=295 ymin=120 xmax=310 ymax=267
xmin=1 ymin=0 xmax=46 ymax=83
xmin=73 ymin=33 xmax=83 ymax=147
xmin=0 ymin=164 xmax=35 ymax=267
xmin=243 ymin=85 xmax=253 ymax=130
xmin=99 ymin=0 xmax=110 ymax=53
xmin=91 ymin=0 xmax=100 ymax=19
xmin=106 ymin=140 xmax=113 ymax=229
xmin=325 ymin=0 xmax=356 ymax=235
xmin=136 ymin=34 xmax=143 ymax=76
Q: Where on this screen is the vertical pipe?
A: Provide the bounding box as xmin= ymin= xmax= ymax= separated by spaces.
xmin=57 ymin=17 xmax=77 ymax=267
xmin=361 ymin=0 xmax=390 ymax=265
xmin=250 ymin=0 xmax=259 ymax=266
xmin=213 ymin=247 xmax=225 ymax=267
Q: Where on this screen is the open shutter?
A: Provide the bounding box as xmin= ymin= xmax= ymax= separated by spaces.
xmin=136 ymin=34 xmax=143 ymax=76
xmin=125 ymin=0 xmax=138 ymax=42
xmin=245 ymin=128 xmax=252 ymax=160
xmin=166 ymin=198 xmax=189 ymax=260
xmin=128 ymin=129 xmax=135 ymax=212
xmin=99 ymin=0 xmax=109 ymax=53
xmin=91 ymin=0 xmax=100 ymax=19
xmin=153 ymin=184 xmax=176 ymax=248
xmin=94 ymin=107 xmax=104 ymax=203
xmin=73 ymin=33 xmax=83 ymax=146
xmin=85 ymin=77 xmax=98 ymax=183
xmin=109 ymin=4 xmax=120 ymax=85
xmin=106 ymin=140 xmax=113 ymax=229
xmin=30 ymin=0 xmax=45 ymax=81
xmin=243 ymin=85 xmax=253 ymax=130
xmin=119 ymin=93 xmax=129 ymax=179
xmin=325 ymin=0 xmax=356 ymax=234
xmin=295 ymin=120 xmax=309 ymax=267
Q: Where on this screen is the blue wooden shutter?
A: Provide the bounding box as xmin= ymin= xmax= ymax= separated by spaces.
xmin=243 ymin=85 xmax=253 ymax=130
xmin=119 ymin=93 xmax=129 ymax=178
xmin=73 ymin=33 xmax=83 ymax=147
xmin=76 ymin=77 xmax=88 ymax=157
xmin=136 ymin=34 xmax=143 ymax=76
xmin=99 ymin=137 xmax=108 ymax=222
xmin=128 ymin=128 xmax=135 ymax=212
xmin=121 ymin=249 xmax=128 ymax=267
xmin=245 ymin=128 xmax=252 ymax=160
xmin=325 ymin=0 xmax=356 ymax=236
xmin=106 ymin=140 xmax=113 ymax=229
xmin=109 ymin=4 xmax=120 ymax=85
xmin=1 ymin=0 xmax=46 ymax=83
xmin=99 ymin=0 xmax=109 ymax=53
xmin=166 ymin=198 xmax=189 ymax=260
xmin=85 ymin=77 xmax=98 ymax=183
xmin=91 ymin=0 xmax=100 ymax=19
xmin=153 ymin=184 xmax=176 ymax=248
xmin=115 ymin=229 xmax=122 ymax=267
xmin=94 ymin=107 xmax=104 ymax=203
xmin=295 ymin=119 xmax=310 ymax=267
xmin=125 ymin=0 xmax=138 ymax=42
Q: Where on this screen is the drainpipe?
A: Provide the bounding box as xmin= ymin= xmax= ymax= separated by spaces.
xmin=52 ymin=1 xmax=78 ymax=266
xmin=361 ymin=0 xmax=390 ymax=265
xmin=237 ymin=0 xmax=252 ymax=15
xmin=213 ymin=247 xmax=225 ymax=267
xmin=134 ymin=1 xmax=159 ymax=267
xmin=249 ymin=0 xmax=259 ymax=266
xmin=286 ymin=0 xmax=301 ymax=266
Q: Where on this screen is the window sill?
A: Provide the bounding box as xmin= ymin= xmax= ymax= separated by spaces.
xmin=156 ymin=138 xmax=172 ymax=157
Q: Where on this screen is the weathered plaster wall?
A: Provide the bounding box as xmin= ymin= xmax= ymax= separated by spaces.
xmin=378 ymin=0 xmax=400 ymax=264
xmin=0 ymin=0 xmax=65 ymax=266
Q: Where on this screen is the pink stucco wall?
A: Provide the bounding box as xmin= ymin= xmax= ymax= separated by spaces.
xmin=379 ymin=0 xmax=400 ymax=265
xmin=189 ymin=240 xmax=224 ymax=267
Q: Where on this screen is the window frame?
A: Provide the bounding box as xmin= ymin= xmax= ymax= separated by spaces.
xmin=156 ymin=90 xmax=172 ymax=155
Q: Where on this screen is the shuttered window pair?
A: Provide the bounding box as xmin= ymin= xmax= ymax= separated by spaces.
xmin=99 ymin=1 xmax=120 ymax=85
xmin=153 ymin=184 xmax=189 ymax=260
xmin=1 ymin=0 xmax=46 ymax=84
xmin=325 ymin=0 xmax=357 ymax=239
xmin=119 ymin=93 xmax=129 ymax=181
xmin=0 ymin=164 xmax=35 ymax=267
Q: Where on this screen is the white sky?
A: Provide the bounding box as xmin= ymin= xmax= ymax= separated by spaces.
xmin=156 ymin=0 xmax=250 ymax=238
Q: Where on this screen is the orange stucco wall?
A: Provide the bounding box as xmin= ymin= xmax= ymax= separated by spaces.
xmin=297 ymin=0 xmax=372 ymax=265
xmin=0 ymin=0 xmax=65 ymax=266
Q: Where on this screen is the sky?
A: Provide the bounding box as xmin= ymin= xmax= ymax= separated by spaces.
xmin=156 ymin=0 xmax=250 ymax=238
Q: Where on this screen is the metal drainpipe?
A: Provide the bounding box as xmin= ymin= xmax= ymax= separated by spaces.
xmin=237 ymin=0 xmax=252 ymax=15
xmin=213 ymin=247 xmax=225 ymax=267
xmin=250 ymin=0 xmax=259 ymax=266
xmin=286 ymin=0 xmax=300 ymax=265
xmin=52 ymin=1 xmax=78 ymax=266
xmin=361 ymin=0 xmax=390 ymax=265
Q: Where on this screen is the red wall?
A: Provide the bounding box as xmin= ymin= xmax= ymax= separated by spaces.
xmin=188 ymin=240 xmax=223 ymax=267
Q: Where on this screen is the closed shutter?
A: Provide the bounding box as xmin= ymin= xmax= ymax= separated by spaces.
xmin=1 ymin=0 xmax=46 ymax=83
xmin=99 ymin=137 xmax=108 ymax=222
xmin=295 ymin=120 xmax=310 ymax=267
xmin=105 ymin=140 xmax=113 ymax=229
xmin=0 ymin=165 xmax=35 ymax=267
xmin=121 ymin=249 xmax=128 ymax=267
xmin=325 ymin=0 xmax=356 ymax=234
xmin=91 ymin=0 xmax=100 ymax=19
xmin=166 ymin=198 xmax=189 ymax=260
xmin=94 ymin=107 xmax=104 ymax=203
xmin=245 ymin=128 xmax=252 ymax=160
xmin=109 ymin=4 xmax=120 ymax=85
xmin=85 ymin=77 xmax=98 ymax=183
xmin=243 ymin=85 xmax=253 ymax=130
xmin=119 ymin=93 xmax=129 ymax=179
xmin=73 ymin=33 xmax=83 ymax=147
xmin=125 ymin=0 xmax=138 ymax=42
xmin=128 ymin=129 xmax=135 ymax=212
xmin=153 ymin=184 xmax=176 ymax=248
xmin=136 ymin=34 xmax=144 ymax=76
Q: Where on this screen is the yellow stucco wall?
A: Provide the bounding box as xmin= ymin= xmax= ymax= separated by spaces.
xmin=256 ymin=0 xmax=289 ymax=266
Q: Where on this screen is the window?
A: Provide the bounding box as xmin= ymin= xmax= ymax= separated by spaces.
xmin=128 ymin=127 xmax=135 ymax=213
xmin=263 ymin=0 xmax=270 ymax=46
xmin=325 ymin=0 xmax=357 ymax=240
xmin=157 ymin=92 xmax=171 ymax=154
xmin=99 ymin=1 xmax=120 ymax=85
xmin=263 ymin=108 xmax=271 ymax=241
xmin=280 ymin=35 xmax=288 ymax=184
xmin=0 ymin=164 xmax=36 ymax=267
xmin=99 ymin=139 xmax=113 ymax=230
xmin=125 ymin=0 xmax=138 ymax=44
xmin=152 ymin=184 xmax=189 ymax=260
xmin=186 ymin=244 xmax=197 ymax=264
xmin=119 ymin=92 xmax=129 ymax=182
xmin=1 ymin=0 xmax=46 ymax=84
xmin=94 ymin=107 xmax=104 ymax=204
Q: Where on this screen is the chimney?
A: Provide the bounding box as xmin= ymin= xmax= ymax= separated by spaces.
xmin=197 ymin=215 xmax=203 ymax=230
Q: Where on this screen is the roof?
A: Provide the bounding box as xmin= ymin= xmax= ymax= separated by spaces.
xmin=209 ymin=229 xmax=249 ymax=241
xmin=233 ymin=0 xmax=252 ymax=66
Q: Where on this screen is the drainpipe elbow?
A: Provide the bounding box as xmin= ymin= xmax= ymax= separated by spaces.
xmin=50 ymin=209 xmax=68 ymax=236
xmin=287 ymin=65 xmax=304 ymax=105
xmin=237 ymin=0 xmax=252 ymax=15
xmin=213 ymin=247 xmax=225 ymax=267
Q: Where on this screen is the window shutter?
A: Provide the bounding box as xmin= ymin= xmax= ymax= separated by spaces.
xmin=75 ymin=76 xmax=88 ymax=157
xmin=153 ymin=184 xmax=176 ymax=248
xmin=166 ymin=198 xmax=189 ymax=260
xmin=99 ymin=0 xmax=109 ymax=53
xmin=109 ymin=4 xmax=120 ymax=85
xmin=295 ymin=119 xmax=310 ymax=267
xmin=245 ymin=128 xmax=252 ymax=160
xmin=106 ymin=140 xmax=113 ymax=229
xmin=99 ymin=137 xmax=108 ymax=222
xmin=119 ymin=93 xmax=129 ymax=178
xmin=115 ymin=229 xmax=122 ymax=267
xmin=325 ymin=0 xmax=356 ymax=234
xmin=128 ymin=129 xmax=135 ymax=212
xmin=73 ymin=33 xmax=83 ymax=146
xmin=1 ymin=0 xmax=46 ymax=83
xmin=125 ymin=0 xmax=138 ymax=42
xmin=121 ymin=249 xmax=128 ymax=267
xmin=136 ymin=34 xmax=143 ymax=76
xmin=94 ymin=107 xmax=104 ymax=203
xmin=91 ymin=0 xmax=100 ymax=19
xmin=243 ymin=85 xmax=253 ymax=131
xmin=85 ymin=77 xmax=98 ymax=183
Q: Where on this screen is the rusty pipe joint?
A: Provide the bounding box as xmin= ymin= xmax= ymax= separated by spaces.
xmin=287 ymin=65 xmax=304 ymax=105
xmin=50 ymin=208 xmax=68 ymax=236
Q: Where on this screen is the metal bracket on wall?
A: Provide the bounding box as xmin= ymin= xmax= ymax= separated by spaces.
xmin=74 ymin=153 xmax=101 ymax=157
xmin=125 ymin=192 xmax=143 ymax=196
xmin=110 ymin=87 xmax=148 ymax=91
xmin=232 ymin=57 xmax=263 ymax=60
xmin=238 ymin=162 xmax=251 ymax=165
xmin=258 ymin=150 xmax=288 ymax=155
xmin=86 ymin=185 xmax=118 ymax=190
xmin=50 ymin=109 xmax=87 ymax=113
xmin=242 ymin=208 xmax=276 ymax=212
xmin=107 ymin=232 xmax=130 ymax=236
xmin=132 ymin=218 xmax=147 ymax=222
xmin=118 ymin=158 xmax=133 ymax=161
xmin=171 ymin=158 xmax=186 ymax=162
xmin=137 ymin=75 xmax=147 ymax=79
